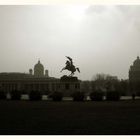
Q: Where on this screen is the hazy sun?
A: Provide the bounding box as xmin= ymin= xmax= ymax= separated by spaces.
xmin=65 ymin=5 xmax=89 ymax=21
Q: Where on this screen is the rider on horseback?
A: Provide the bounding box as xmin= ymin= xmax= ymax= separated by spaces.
xmin=61 ymin=56 xmax=80 ymax=76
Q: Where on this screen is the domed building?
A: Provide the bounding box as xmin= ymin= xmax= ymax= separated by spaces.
xmin=34 ymin=60 xmax=44 ymax=77
xmin=29 ymin=60 xmax=49 ymax=77
xmin=129 ymin=56 xmax=140 ymax=93
xmin=129 ymin=56 xmax=140 ymax=82
xmin=0 ymin=60 xmax=81 ymax=96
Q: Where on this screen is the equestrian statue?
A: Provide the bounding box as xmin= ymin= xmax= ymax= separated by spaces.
xmin=61 ymin=56 xmax=80 ymax=76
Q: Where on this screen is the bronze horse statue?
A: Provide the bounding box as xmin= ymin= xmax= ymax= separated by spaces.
xmin=61 ymin=56 xmax=80 ymax=76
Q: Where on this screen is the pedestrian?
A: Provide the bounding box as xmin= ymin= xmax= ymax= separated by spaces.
xmin=132 ymin=93 xmax=136 ymax=100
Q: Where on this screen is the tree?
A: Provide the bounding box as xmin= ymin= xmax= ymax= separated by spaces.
xmin=80 ymin=80 xmax=91 ymax=94
xmin=91 ymin=73 xmax=119 ymax=92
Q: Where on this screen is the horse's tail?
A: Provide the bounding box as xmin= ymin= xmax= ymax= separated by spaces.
xmin=76 ymin=68 xmax=80 ymax=73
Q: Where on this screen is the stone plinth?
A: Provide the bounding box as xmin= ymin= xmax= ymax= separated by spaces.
xmin=60 ymin=75 xmax=78 ymax=82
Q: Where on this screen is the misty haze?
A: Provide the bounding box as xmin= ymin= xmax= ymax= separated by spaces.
xmin=1 ymin=5 xmax=140 ymax=135
xmin=1 ymin=5 xmax=140 ymax=80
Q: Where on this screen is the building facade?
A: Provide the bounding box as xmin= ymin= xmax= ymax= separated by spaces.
xmin=129 ymin=56 xmax=140 ymax=93
xmin=0 ymin=60 xmax=80 ymax=96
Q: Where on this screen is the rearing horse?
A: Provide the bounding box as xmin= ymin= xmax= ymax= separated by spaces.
xmin=61 ymin=56 xmax=80 ymax=76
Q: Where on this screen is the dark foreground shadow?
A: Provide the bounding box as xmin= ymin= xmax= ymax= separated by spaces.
xmin=0 ymin=100 xmax=140 ymax=135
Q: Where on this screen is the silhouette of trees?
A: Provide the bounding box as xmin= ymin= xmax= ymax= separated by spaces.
xmin=0 ymin=90 xmax=6 ymax=100
xmin=91 ymin=73 xmax=108 ymax=91
xmin=119 ymin=79 xmax=129 ymax=96
xmin=90 ymin=90 xmax=104 ymax=101
xmin=91 ymin=73 xmax=119 ymax=92
xmin=0 ymin=72 xmax=132 ymax=102
xmin=29 ymin=90 xmax=42 ymax=101
xmin=72 ymin=92 xmax=85 ymax=101
xmin=106 ymin=91 xmax=120 ymax=101
xmin=10 ymin=90 xmax=21 ymax=100
xmin=81 ymin=81 xmax=91 ymax=93
xmin=129 ymin=81 xmax=140 ymax=96
xmin=91 ymin=73 xmax=122 ymax=101
xmin=52 ymin=91 xmax=63 ymax=101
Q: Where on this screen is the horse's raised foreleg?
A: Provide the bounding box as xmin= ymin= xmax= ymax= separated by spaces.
xmin=60 ymin=67 xmax=65 ymax=72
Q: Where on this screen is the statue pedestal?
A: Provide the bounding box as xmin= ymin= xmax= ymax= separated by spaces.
xmin=60 ymin=75 xmax=78 ymax=82
xmin=59 ymin=75 xmax=80 ymax=97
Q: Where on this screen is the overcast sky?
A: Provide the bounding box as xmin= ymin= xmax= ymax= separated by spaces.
xmin=0 ymin=5 xmax=140 ymax=80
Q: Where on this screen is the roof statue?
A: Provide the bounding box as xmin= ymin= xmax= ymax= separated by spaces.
xmin=61 ymin=56 xmax=80 ymax=76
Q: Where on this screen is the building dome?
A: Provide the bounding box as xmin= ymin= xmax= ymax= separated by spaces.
xmin=34 ymin=60 xmax=44 ymax=77
xmin=129 ymin=56 xmax=140 ymax=83
xmin=133 ymin=56 xmax=140 ymax=67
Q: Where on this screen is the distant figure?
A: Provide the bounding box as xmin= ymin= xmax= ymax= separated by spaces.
xmin=132 ymin=93 xmax=136 ymax=100
xmin=61 ymin=56 xmax=80 ymax=76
